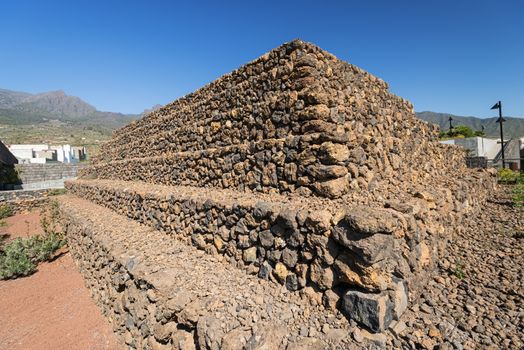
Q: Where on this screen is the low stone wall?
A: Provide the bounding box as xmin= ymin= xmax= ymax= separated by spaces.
xmin=16 ymin=163 xmax=85 ymax=184
xmin=83 ymin=133 xmax=470 ymax=201
xmin=61 ymin=197 xmax=201 ymax=349
xmin=0 ymin=188 xmax=59 ymax=213
xmin=466 ymin=156 xmax=488 ymax=168
xmin=60 ymin=195 xmax=368 ymax=349
xmin=66 ymin=178 xmax=496 ymax=332
xmin=84 ymin=136 xmax=360 ymax=198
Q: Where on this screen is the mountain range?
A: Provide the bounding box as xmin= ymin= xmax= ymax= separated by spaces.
xmin=0 ymin=88 xmax=144 ymax=155
xmin=416 ymin=111 xmax=524 ymax=139
xmin=1 ymin=88 xmax=523 ymax=153
xmin=0 ymin=88 xmax=140 ymax=127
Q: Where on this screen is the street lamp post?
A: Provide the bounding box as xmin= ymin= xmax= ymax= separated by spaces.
xmin=491 ymin=101 xmax=506 ymax=168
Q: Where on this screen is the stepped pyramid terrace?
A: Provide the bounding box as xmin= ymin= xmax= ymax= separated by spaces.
xmin=59 ymin=40 xmax=495 ymax=349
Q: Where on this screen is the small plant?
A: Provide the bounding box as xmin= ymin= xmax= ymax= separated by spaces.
xmin=47 ymin=188 xmax=67 ymax=196
xmin=497 ymin=168 xmax=521 ymax=184
xmin=0 ymin=204 xmax=13 ymax=220
xmin=0 ymin=220 xmax=7 ymax=228
xmin=0 ymin=239 xmax=35 ymax=278
xmin=512 ymin=183 xmax=524 ymax=208
xmin=0 ymin=200 xmax=65 ymax=279
xmin=40 ymin=201 xmax=62 ymax=236
xmin=453 ymin=260 xmax=465 ymax=280
xmin=0 ymin=233 xmax=65 ymax=279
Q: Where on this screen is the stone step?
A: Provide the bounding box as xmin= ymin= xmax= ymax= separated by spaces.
xmin=18 ymin=175 xmax=77 ymax=184
xmin=100 ymin=40 xmax=316 ymax=155
xmin=18 ymin=171 xmax=78 ymax=175
xmin=96 ymin=108 xmax=290 ymax=162
xmin=66 ymin=179 xmax=416 ymax=332
xmin=84 ymin=134 xmax=371 ymax=200
xmin=59 ymin=195 xmax=362 ymax=349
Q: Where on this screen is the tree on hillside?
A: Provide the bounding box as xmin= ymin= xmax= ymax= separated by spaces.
xmin=440 ymin=125 xmax=478 ymax=139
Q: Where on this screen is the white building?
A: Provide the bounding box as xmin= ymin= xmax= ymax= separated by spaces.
xmin=8 ymin=144 xmax=85 ymax=164
xmin=441 ymin=136 xmax=522 ymax=169
xmin=440 ymin=137 xmax=500 ymax=158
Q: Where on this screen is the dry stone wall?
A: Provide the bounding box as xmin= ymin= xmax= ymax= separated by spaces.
xmin=67 ymin=180 xmax=409 ymax=333
xmin=85 ymin=39 xmax=472 ymax=202
xmin=60 ymin=195 xmax=366 ymax=350
xmin=0 ymin=188 xmax=61 ymax=213
xmin=16 ymin=163 xmax=85 ymax=184
xmin=66 ymin=169 xmax=493 ymax=333
xmin=66 ymin=39 xmax=496 ymax=336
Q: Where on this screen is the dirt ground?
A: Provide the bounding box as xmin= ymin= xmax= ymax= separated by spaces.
xmin=0 ymin=210 xmax=121 ymax=350
xmin=1 ymin=210 xmax=45 ymax=241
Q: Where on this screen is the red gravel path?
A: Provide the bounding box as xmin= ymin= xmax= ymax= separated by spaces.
xmin=0 ymin=211 xmax=121 ymax=350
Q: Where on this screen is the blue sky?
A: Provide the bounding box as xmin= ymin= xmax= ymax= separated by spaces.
xmin=1 ymin=0 xmax=523 ymax=117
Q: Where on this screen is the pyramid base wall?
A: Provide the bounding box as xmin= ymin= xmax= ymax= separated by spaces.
xmin=64 ymin=176 xmax=496 ymax=332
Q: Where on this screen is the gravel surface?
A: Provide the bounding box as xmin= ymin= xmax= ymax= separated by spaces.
xmin=0 ymin=210 xmax=120 ymax=350
xmin=391 ymin=185 xmax=523 ymax=350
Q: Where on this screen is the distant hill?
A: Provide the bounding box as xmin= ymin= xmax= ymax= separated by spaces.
xmin=416 ymin=111 xmax=524 ymax=139
xmin=0 ymin=88 xmax=143 ymax=156
xmin=0 ymin=88 xmax=139 ymax=127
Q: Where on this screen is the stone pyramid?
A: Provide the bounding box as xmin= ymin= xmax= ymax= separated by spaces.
xmin=60 ymin=40 xmax=494 ymax=348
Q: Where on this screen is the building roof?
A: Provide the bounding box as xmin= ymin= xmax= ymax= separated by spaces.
xmin=0 ymin=140 xmax=18 ymax=166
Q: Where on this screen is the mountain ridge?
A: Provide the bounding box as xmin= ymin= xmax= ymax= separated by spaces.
xmin=416 ymin=111 xmax=524 ymax=139
xmin=0 ymin=88 xmax=143 ymax=155
xmin=0 ymin=88 xmax=140 ymax=125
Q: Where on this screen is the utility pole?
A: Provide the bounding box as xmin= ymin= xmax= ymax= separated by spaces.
xmin=491 ymin=101 xmax=506 ymax=168
xmin=448 ymin=116 xmax=454 ymax=131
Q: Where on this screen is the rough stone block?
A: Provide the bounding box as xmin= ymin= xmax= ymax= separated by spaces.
xmin=343 ymin=290 xmax=393 ymax=332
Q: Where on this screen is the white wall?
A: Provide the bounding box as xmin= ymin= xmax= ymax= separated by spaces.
xmin=9 ymin=144 xmax=78 ymax=164
xmin=29 ymin=158 xmax=47 ymax=164
xmin=51 ymin=146 xmax=65 ymax=162
xmin=10 ymin=148 xmax=33 ymax=160
xmin=9 ymin=144 xmax=48 ymax=151
xmin=50 ymin=145 xmax=77 ymax=163
xmin=440 ymin=137 xmax=500 ymax=159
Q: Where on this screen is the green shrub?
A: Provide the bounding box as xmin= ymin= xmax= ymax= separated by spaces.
xmin=498 ymin=168 xmax=521 ymax=184
xmin=440 ymin=125 xmax=476 ymax=139
xmin=0 ymin=233 xmax=65 ymax=279
xmin=512 ymin=184 xmax=524 ymax=208
xmin=0 ymin=204 xmax=13 ymax=219
xmin=0 ymin=238 xmax=36 ymax=278
xmin=0 ymin=165 xmax=21 ymax=185
xmin=47 ymin=188 xmax=67 ymax=196
xmin=0 ymin=200 xmax=65 ymax=279
xmin=453 ymin=260 xmax=465 ymax=280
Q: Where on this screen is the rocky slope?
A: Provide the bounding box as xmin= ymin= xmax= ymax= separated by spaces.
xmin=393 ymin=185 xmax=523 ymax=350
